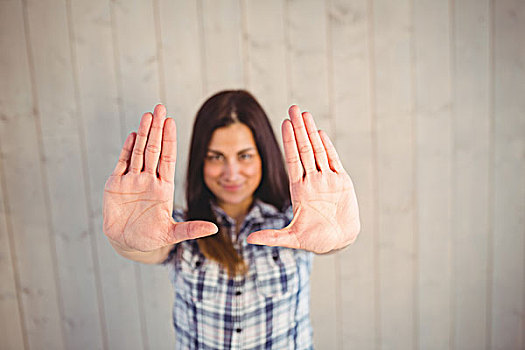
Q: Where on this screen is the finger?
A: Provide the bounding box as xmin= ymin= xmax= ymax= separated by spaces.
xmin=144 ymin=104 xmax=166 ymax=175
xmin=246 ymin=228 xmax=300 ymax=249
xmin=319 ymin=130 xmax=344 ymax=173
xmin=282 ymin=119 xmax=303 ymax=183
xmin=302 ymin=111 xmax=329 ymax=171
xmin=130 ymin=112 xmax=153 ymax=173
xmin=158 ymin=118 xmax=177 ymax=182
xmin=170 ymin=221 xmax=218 ymax=243
xmin=112 ymin=132 xmax=136 ymax=176
xmin=288 ymin=105 xmax=317 ymax=174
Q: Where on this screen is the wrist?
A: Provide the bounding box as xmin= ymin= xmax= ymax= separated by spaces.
xmin=107 ymin=237 xmax=173 ymax=264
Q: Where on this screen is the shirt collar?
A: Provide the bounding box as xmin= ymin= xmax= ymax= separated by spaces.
xmin=209 ymin=198 xmax=280 ymax=227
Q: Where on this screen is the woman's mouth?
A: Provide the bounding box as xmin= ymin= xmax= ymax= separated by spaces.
xmin=221 ymin=183 xmax=242 ymax=191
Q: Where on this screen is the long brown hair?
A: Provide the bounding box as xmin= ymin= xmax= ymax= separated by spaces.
xmin=185 ymin=90 xmax=290 ymax=277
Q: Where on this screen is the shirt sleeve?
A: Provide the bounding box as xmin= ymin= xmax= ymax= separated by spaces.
xmin=284 ymin=204 xmax=294 ymax=225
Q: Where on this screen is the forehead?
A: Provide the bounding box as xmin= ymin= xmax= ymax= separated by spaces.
xmin=208 ymin=123 xmax=257 ymax=151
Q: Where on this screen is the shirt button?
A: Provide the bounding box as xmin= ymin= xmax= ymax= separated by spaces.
xmin=235 ymin=290 xmax=242 ymax=296
xmin=236 ymin=328 xmax=242 ymax=333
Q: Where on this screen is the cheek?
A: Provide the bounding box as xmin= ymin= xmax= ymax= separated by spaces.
xmin=244 ymin=162 xmax=262 ymax=181
xmin=203 ymin=163 xmax=222 ymax=181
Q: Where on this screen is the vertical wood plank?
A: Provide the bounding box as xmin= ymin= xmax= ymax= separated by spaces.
xmin=327 ymin=0 xmax=375 ymax=348
xmin=491 ymin=0 xmax=525 ymax=349
xmin=137 ymin=265 xmax=175 ymax=350
xmin=142 ymin=1 xmax=207 ymax=347
xmin=243 ymin=0 xmax=289 ymax=141
xmin=453 ymin=1 xmax=491 ymax=349
xmin=24 ymin=0 xmax=106 ymax=348
xmin=113 ymin=0 xmax=162 ymax=131
xmin=201 ymin=0 xmax=245 ymax=93
xmin=372 ymin=0 xmax=416 ymax=348
xmin=413 ymin=1 xmax=452 ymax=349
xmin=158 ymin=0 xmax=205 ymax=208
xmin=285 ymin=0 xmax=336 ymax=348
xmin=285 ymin=0 xmax=332 ymax=132
xmin=110 ymin=0 xmax=163 ymax=349
xmin=0 ymin=0 xmax=66 ymax=348
xmin=0 ymin=151 xmax=25 ymax=350
xmin=68 ymin=0 xmax=131 ymax=349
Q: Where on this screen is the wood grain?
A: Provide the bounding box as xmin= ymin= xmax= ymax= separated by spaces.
xmin=414 ymin=0 xmax=452 ymax=349
xmin=372 ymin=0 xmax=416 ymax=348
xmin=453 ymin=1 xmax=491 ymax=348
xmin=491 ymin=0 xmax=525 ymax=348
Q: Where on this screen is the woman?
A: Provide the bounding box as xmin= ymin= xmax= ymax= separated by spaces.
xmin=103 ymin=90 xmax=360 ymax=349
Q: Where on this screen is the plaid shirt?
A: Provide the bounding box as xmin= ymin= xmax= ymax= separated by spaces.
xmin=162 ymin=199 xmax=314 ymax=349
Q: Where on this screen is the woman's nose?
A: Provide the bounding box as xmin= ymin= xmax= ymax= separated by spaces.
xmin=223 ymin=160 xmax=240 ymax=179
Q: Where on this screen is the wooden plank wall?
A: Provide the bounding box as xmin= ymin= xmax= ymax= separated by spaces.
xmin=0 ymin=0 xmax=523 ymax=349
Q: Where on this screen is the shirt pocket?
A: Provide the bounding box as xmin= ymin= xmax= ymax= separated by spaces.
xmin=254 ymin=248 xmax=299 ymax=298
xmin=178 ymin=247 xmax=220 ymax=303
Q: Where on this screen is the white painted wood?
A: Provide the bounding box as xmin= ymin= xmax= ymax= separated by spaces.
xmin=328 ymin=0 xmax=375 ymax=348
xmin=285 ymin=0 xmax=331 ymax=132
xmin=2 ymin=2 xmax=525 ymax=349
xmin=284 ymin=0 xmax=336 ymax=348
xmin=137 ymin=263 xmax=175 ymax=350
xmin=0 ymin=151 xmax=25 ymax=350
xmin=67 ymin=0 xmax=133 ymax=349
xmin=243 ymin=0 xmax=289 ymax=145
xmin=110 ymin=1 xmax=165 ymax=349
xmin=0 ymin=1 xmax=65 ymax=348
xmin=201 ymin=0 xmax=245 ymax=93
xmin=453 ymin=1 xmax=491 ymax=349
xmin=113 ymin=0 xmax=162 ymax=131
xmin=24 ymin=0 xmax=106 ymax=348
xmin=372 ymin=0 xmax=415 ymax=348
xmin=491 ymin=1 xmax=525 ymax=349
xmin=413 ymin=1 xmax=452 ymax=349
xmin=158 ymin=0 xmax=206 ymax=208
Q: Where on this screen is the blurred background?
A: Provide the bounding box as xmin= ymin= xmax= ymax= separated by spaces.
xmin=1 ymin=0 xmax=523 ymax=349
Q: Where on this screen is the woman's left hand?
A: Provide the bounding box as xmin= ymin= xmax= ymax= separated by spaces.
xmin=246 ymin=105 xmax=360 ymax=254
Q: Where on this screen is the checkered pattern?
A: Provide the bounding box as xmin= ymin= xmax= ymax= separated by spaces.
xmin=162 ymin=199 xmax=314 ymax=349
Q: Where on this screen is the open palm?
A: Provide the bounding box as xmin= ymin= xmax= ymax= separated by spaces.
xmin=103 ymin=105 xmax=217 ymax=253
xmin=246 ymin=105 xmax=360 ymax=254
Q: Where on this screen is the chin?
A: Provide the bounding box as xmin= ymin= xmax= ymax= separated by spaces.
xmin=215 ymin=191 xmax=252 ymax=206
xmin=218 ymin=195 xmax=247 ymax=205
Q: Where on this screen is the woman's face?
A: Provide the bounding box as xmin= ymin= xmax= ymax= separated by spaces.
xmin=203 ymin=122 xmax=262 ymax=215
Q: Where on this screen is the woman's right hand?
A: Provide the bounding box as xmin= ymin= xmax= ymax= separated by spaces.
xmin=103 ymin=104 xmax=218 ymax=254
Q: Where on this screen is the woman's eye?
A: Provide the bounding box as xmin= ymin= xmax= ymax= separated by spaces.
xmin=239 ymin=153 xmax=253 ymax=161
xmin=206 ymin=154 xmax=223 ymax=161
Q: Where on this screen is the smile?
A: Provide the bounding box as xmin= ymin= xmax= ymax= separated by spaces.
xmin=221 ymin=183 xmax=243 ymax=191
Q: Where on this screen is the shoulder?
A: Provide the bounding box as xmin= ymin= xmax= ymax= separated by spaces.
xmin=283 ymin=204 xmax=293 ymax=224
xmin=254 ymin=199 xmax=291 ymax=220
xmin=250 ymin=199 xmax=291 ymax=230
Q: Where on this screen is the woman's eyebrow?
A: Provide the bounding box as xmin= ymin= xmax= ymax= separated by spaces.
xmin=207 ymin=147 xmax=255 ymax=155
xmin=237 ymin=147 xmax=256 ymax=154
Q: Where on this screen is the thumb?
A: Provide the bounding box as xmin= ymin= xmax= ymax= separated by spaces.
xmin=170 ymin=220 xmax=218 ymax=244
xmin=246 ymin=227 xmax=300 ymax=249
